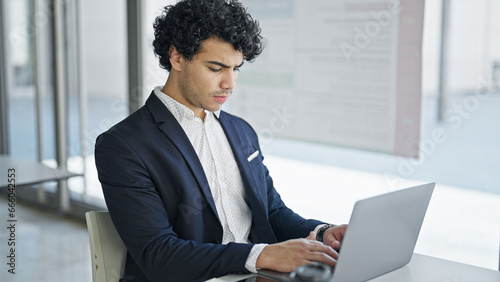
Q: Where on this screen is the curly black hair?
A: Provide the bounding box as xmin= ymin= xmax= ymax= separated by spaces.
xmin=152 ymin=0 xmax=264 ymax=72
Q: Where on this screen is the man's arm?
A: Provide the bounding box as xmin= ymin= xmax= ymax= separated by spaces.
xmin=250 ymin=156 xmax=343 ymax=272
xmin=95 ymin=131 xmax=252 ymax=281
xmin=250 ymin=144 xmax=347 ymax=272
xmin=322 ymin=224 xmax=348 ymax=250
xmin=252 ymin=223 xmax=348 ymax=273
xmin=256 ymin=231 xmax=339 ymax=272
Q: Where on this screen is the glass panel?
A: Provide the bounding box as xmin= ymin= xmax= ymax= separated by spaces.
xmin=80 ymin=0 xmax=128 ymax=199
xmin=142 ymin=0 xmax=177 ymax=99
xmin=66 ymin=0 xmax=85 ymax=196
xmin=6 ymin=0 xmax=37 ymax=161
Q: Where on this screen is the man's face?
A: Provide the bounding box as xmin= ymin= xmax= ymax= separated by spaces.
xmin=177 ymin=37 xmax=244 ymax=117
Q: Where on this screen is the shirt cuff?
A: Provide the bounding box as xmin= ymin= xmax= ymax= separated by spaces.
xmin=245 ymin=243 xmax=268 ymax=273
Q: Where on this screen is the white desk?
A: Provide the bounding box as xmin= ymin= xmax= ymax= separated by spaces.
xmin=369 ymin=254 xmax=500 ymax=282
xmin=212 ymin=254 xmax=500 ymax=281
xmin=0 ymin=155 xmax=81 ymax=188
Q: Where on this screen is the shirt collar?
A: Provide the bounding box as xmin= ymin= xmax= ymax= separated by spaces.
xmin=153 ymin=86 xmax=221 ymax=122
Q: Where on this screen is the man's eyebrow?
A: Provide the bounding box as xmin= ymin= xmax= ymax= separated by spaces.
xmin=207 ymin=61 xmax=245 ymax=68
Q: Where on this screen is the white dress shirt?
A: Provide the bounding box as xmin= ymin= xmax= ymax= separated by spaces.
xmin=154 ymin=87 xmax=266 ymax=272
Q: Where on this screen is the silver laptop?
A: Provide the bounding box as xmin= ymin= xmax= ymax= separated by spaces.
xmin=257 ymin=182 xmax=435 ymax=282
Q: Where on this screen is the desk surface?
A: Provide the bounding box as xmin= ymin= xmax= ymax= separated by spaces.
xmin=212 ymin=253 xmax=500 ymax=282
xmin=0 ymin=155 xmax=81 ymax=189
xmin=369 ymin=253 xmax=500 ymax=282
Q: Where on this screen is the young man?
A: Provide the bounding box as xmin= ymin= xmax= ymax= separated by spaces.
xmin=95 ymin=0 xmax=346 ymax=281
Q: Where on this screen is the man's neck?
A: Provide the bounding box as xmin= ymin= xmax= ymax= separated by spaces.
xmin=160 ymin=81 xmax=206 ymax=120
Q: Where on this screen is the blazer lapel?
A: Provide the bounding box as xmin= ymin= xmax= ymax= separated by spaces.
xmin=217 ymin=112 xmax=277 ymax=243
xmin=145 ymin=93 xmax=219 ymax=221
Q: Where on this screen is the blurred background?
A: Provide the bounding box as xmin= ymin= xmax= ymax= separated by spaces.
xmin=0 ymin=0 xmax=499 ymax=281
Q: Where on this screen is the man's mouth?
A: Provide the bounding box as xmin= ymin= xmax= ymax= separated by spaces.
xmin=212 ymin=90 xmax=232 ymax=103
xmin=213 ymin=96 xmax=228 ymax=103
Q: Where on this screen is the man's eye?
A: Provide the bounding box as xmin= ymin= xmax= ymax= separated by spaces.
xmin=209 ymin=67 xmax=222 ymax=72
xmin=234 ymin=68 xmax=241 ymax=72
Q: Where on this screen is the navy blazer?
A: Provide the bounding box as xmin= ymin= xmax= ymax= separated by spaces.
xmin=95 ymin=92 xmax=323 ymax=281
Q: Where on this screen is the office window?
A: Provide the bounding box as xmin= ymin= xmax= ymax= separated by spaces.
xmin=78 ymin=0 xmax=128 ymax=199
xmin=229 ymin=0 xmax=500 ymax=270
xmin=0 ymin=0 xmax=498 ymax=271
xmin=5 ymin=0 xmax=39 ymax=161
xmin=142 ymin=0 xmax=177 ymax=97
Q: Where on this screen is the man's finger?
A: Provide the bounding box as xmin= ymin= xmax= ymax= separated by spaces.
xmin=305 ymin=241 xmax=339 ymax=260
xmin=305 ymin=252 xmax=338 ymax=267
xmin=306 ymin=231 xmax=316 ymax=240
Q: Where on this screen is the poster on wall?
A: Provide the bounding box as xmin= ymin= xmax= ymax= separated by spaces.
xmin=227 ymin=0 xmax=425 ymax=158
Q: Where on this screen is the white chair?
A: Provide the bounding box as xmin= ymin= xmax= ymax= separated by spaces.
xmin=85 ymin=211 xmax=127 ymax=282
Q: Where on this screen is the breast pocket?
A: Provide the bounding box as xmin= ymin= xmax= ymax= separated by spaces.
xmin=247 ymin=150 xmax=260 ymax=163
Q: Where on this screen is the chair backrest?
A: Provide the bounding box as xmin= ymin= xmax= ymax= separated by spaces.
xmin=85 ymin=211 xmax=127 ymax=282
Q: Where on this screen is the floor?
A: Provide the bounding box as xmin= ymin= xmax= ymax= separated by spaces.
xmin=0 ymin=198 xmax=92 ymax=282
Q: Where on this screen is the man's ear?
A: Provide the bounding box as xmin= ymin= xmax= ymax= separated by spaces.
xmin=169 ymin=45 xmax=183 ymax=71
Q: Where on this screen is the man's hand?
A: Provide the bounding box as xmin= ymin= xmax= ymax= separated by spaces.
xmin=255 ymin=232 xmax=338 ymax=273
xmin=322 ymin=224 xmax=348 ymax=251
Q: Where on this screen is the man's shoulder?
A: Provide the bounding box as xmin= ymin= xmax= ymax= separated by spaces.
xmin=95 ymin=104 xmax=157 ymax=149
xmin=109 ymin=106 xmax=151 ymax=132
xmin=100 ymin=92 xmax=167 ymax=137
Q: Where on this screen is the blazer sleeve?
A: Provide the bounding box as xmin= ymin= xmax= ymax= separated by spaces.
xmin=95 ymin=131 xmax=253 ymax=282
xmin=263 ymin=159 xmax=325 ymax=241
xmin=227 ymin=114 xmax=324 ymax=242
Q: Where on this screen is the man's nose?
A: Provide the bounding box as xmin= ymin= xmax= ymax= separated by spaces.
xmin=221 ymin=70 xmax=237 ymax=90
